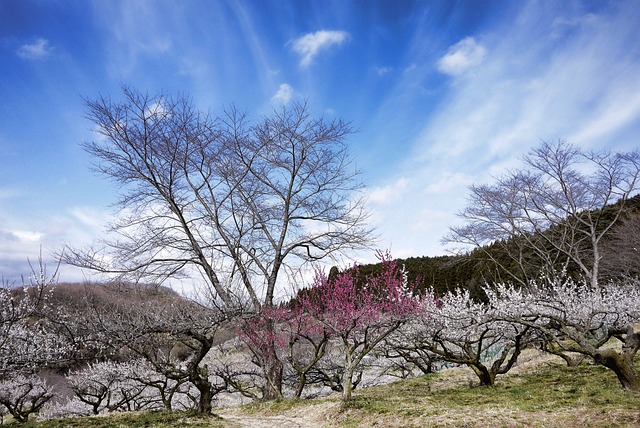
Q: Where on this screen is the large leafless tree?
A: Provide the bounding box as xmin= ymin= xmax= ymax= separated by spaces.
xmin=444 ymin=140 xmax=640 ymax=287
xmin=62 ymin=87 xmax=373 ymax=399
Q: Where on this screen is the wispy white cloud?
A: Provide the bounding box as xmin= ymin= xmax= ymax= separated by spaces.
xmin=368 ymin=177 xmax=410 ymax=205
xmin=16 ymin=38 xmax=52 ymax=60
xmin=291 ymin=30 xmax=349 ymax=67
xmin=422 ymin=2 xmax=640 ymax=167
xmin=567 ymin=79 xmax=640 ymax=145
xmin=68 ymin=206 xmax=111 ymax=231
xmin=362 ymin=1 xmax=640 ymax=258
xmin=0 ymin=204 xmax=112 ymax=283
xmin=92 ymin=2 xmax=173 ymax=77
xmin=437 ymin=37 xmax=486 ymax=76
xmin=424 ymin=172 xmax=474 ymax=194
xmin=12 ymin=230 xmax=44 ymax=243
xmin=375 ymin=66 xmax=393 ymax=76
xmin=271 ymin=83 xmax=294 ymax=104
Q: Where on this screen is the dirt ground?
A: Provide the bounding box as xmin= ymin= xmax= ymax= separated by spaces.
xmin=216 ymin=401 xmax=339 ymax=428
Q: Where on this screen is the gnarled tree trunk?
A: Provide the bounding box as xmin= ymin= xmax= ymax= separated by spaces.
xmin=594 ymin=324 xmax=640 ymax=391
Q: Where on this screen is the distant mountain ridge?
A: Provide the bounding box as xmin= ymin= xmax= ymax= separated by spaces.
xmin=357 ymin=193 xmax=640 ymax=298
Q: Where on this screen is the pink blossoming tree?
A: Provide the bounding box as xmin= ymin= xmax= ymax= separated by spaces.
xmin=297 ymin=252 xmax=424 ymax=403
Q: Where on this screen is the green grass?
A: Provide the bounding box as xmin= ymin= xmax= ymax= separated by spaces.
xmin=9 ymin=410 xmax=227 ymax=428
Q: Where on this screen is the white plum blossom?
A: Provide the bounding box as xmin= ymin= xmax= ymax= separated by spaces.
xmin=408 ymin=287 xmax=533 ymax=386
xmin=0 ymin=374 xmax=53 ymax=422
xmin=485 ymin=278 xmax=640 ymax=390
xmin=68 ymin=360 xmax=151 ymax=414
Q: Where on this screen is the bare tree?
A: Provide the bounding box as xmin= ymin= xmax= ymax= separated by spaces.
xmin=445 ymin=140 xmax=640 ymax=287
xmin=62 ymin=87 xmax=373 ymax=398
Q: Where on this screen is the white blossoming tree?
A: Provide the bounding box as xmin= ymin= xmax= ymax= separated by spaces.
xmin=1 ymin=259 xmax=68 ymax=378
xmin=68 ymin=360 xmax=167 ymax=415
xmin=487 ymin=279 xmax=640 ymax=391
xmin=0 ymin=257 xmax=71 ymax=421
xmin=408 ymin=288 xmax=533 ymax=386
xmin=68 ymin=284 xmax=229 ymax=415
xmin=0 ymin=374 xmax=52 ymax=423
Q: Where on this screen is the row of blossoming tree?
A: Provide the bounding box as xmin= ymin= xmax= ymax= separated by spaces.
xmin=2 ymin=252 xmax=640 ymax=422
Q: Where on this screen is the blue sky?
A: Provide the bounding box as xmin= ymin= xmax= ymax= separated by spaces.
xmin=1 ymin=0 xmax=639 ymax=284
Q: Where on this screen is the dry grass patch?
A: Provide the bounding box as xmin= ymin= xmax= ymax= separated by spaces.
xmin=329 ymin=357 xmax=640 ymax=427
xmin=14 ymin=410 xmax=227 ymax=428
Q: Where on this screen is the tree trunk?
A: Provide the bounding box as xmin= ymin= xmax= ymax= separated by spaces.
xmin=162 ymin=395 xmax=172 ymax=412
xmin=470 ymin=364 xmax=495 ymax=386
xmin=197 ymin=384 xmax=213 ymax=414
xmin=342 ymin=368 xmax=354 ymax=404
xmin=189 ymin=363 xmax=213 ymax=414
xmin=262 ymin=345 xmax=284 ymax=400
xmin=341 ymin=345 xmax=355 ymax=404
xmin=562 ymin=353 xmax=586 ymax=367
xmin=294 ymin=373 xmax=306 ymax=399
xmin=595 ymin=349 xmax=640 ymax=391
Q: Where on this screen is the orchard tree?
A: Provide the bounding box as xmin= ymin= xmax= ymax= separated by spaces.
xmin=1 ymin=258 xmax=68 ymax=379
xmin=206 ymin=338 xmax=265 ymax=402
xmin=63 ymin=87 xmax=373 ymax=398
xmin=240 ymin=304 xmax=331 ymax=399
xmin=407 ymin=288 xmax=532 ymax=386
xmin=67 ymin=361 xmax=146 ymax=415
xmin=488 ymin=279 xmax=640 ymax=391
xmin=378 ymin=334 xmax=441 ymax=377
xmin=297 ymin=252 xmax=422 ymax=403
xmin=68 ymin=284 xmax=228 ymax=414
xmin=122 ymin=358 xmax=193 ymax=412
xmin=445 ymin=140 xmax=640 ymax=287
xmin=67 ymin=359 xmax=183 ymax=415
xmin=239 ymin=308 xmax=289 ymax=399
xmin=280 ymin=306 xmax=330 ymax=398
xmin=0 ymin=374 xmax=52 ymax=423
xmin=0 ymin=258 xmax=76 ymax=422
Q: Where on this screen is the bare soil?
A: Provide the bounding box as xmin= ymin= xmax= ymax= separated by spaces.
xmin=217 ymin=401 xmax=340 ymax=428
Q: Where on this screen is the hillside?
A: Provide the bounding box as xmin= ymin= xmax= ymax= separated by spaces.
xmin=357 ymin=193 xmax=640 ymax=297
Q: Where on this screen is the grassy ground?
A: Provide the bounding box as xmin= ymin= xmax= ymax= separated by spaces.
xmin=9 ymin=410 xmax=227 ymax=428
xmin=9 ymin=353 xmax=640 ymax=427
xmin=331 ymin=360 xmax=640 ymax=427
